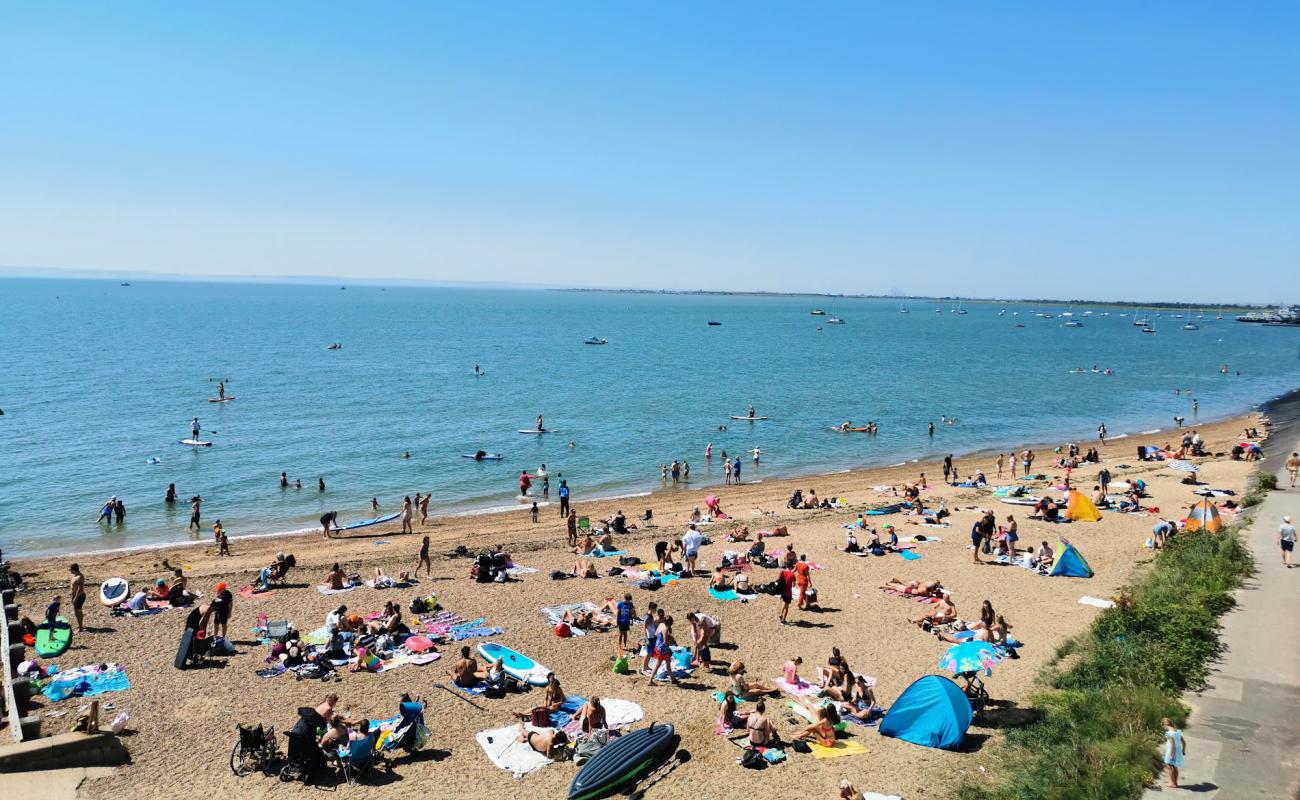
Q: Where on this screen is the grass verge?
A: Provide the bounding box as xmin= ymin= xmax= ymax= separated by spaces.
xmin=958 ymin=525 xmax=1253 ymax=800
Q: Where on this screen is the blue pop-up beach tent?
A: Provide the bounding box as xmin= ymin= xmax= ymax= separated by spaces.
xmin=878 ymin=675 xmax=971 ymax=750
xmin=1049 ymin=540 xmax=1094 ymax=578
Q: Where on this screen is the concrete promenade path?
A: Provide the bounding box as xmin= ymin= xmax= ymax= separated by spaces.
xmin=1145 ymin=416 xmax=1300 ymax=798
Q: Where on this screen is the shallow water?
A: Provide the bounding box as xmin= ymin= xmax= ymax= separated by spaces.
xmin=1 ymin=278 xmax=1295 ymax=556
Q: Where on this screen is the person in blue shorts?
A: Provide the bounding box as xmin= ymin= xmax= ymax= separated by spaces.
xmin=615 ymin=593 xmax=636 ymax=653
xmin=732 ymin=456 xmax=742 ymax=484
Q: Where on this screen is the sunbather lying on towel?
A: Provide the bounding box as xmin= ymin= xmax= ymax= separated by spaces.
xmin=728 ymin=661 xmax=778 ymax=698
xmin=572 ymin=557 xmax=598 ymax=578
xmin=911 ymin=594 xmax=957 ymax=628
xmin=518 ymin=722 xmax=568 ymax=757
xmin=882 ymin=578 xmax=943 ymax=597
xmin=563 ymin=604 xmax=614 ymax=631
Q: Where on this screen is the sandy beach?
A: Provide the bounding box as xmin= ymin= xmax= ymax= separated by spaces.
xmin=11 ymin=413 xmax=1266 ymax=800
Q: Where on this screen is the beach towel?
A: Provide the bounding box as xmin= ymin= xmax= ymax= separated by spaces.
xmin=808 ymin=739 xmax=869 ymax=759
xmin=256 ymin=666 xmax=287 ymax=678
xmin=238 ymin=586 xmax=275 ymax=601
xmin=708 ymin=586 xmax=740 ymax=601
xmin=774 ymin=677 xmax=820 ymax=697
xmin=541 ymin=602 xmax=599 ymax=636
xmin=505 ymin=565 xmax=538 ymax=577
xmin=302 ymin=626 xmax=331 ymax=645
xmin=455 ymin=680 xmax=490 ymax=695
xmin=905 ymin=536 xmax=942 ymax=544
xmin=898 ymin=550 xmax=922 ymax=561
xmin=317 ymin=584 xmax=359 ymax=595
xmin=859 ymin=794 xmax=903 ymax=800
xmin=366 ymin=579 xmax=415 ymax=589
xmin=1078 ymin=596 xmax=1117 ymax=609
xmin=451 ymin=625 xmax=504 ymax=641
xmin=591 ymin=548 xmax=626 ymax=558
xmin=404 ymin=652 xmax=441 ymax=666
xmin=476 ymin=724 xmax=554 ymax=777
xmin=550 ymin=696 xmax=586 ymax=729
xmin=42 ymin=664 xmax=130 ymax=702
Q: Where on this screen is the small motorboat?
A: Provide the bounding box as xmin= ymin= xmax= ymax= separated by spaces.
xmin=707 ymin=321 xmax=722 ymax=326
xmin=1183 ymin=323 xmax=1199 ymax=331
xmin=826 ymin=317 xmax=845 ymax=324
xmin=583 ymin=337 xmax=608 ymax=345
xmin=810 ymin=309 xmax=826 ymax=315
xmin=1062 ymin=320 xmax=1083 ymax=328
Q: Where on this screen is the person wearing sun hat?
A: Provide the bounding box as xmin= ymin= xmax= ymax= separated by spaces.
xmin=211 ymin=580 xmax=233 ymax=639
xmin=882 ymin=524 xmax=899 ymax=552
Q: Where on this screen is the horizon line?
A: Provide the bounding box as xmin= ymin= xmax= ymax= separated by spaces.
xmin=0 ymin=263 xmax=1280 ymax=309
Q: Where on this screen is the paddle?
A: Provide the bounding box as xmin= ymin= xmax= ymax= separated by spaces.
xmin=433 ymin=681 xmax=485 ymax=711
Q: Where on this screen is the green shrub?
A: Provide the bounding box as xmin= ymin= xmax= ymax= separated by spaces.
xmin=1242 ymin=469 xmax=1278 ymax=507
xmin=959 ymin=527 xmax=1252 ymax=799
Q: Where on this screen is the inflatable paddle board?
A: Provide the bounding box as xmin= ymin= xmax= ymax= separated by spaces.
xmin=35 ymin=617 xmax=73 ymax=657
xmin=831 ymin=426 xmax=870 ymax=432
xmin=179 ymin=439 xmax=213 ymax=447
xmin=100 ymin=577 xmax=129 ymax=607
xmin=730 ymin=416 xmax=768 ymax=421
xmin=568 ymin=723 xmax=677 ymax=800
xmin=517 ymin=429 xmax=554 ymax=434
xmin=461 ymin=453 xmax=504 ymax=460
xmin=1000 ymin=497 xmax=1041 ymax=506
xmin=477 ymin=642 xmax=550 ymax=686
xmin=208 ymin=397 xmax=236 ymax=403
xmin=335 ymin=512 xmax=400 ymax=531
xmin=175 ymin=627 xmax=200 ymax=670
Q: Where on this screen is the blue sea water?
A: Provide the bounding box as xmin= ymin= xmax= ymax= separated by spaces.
xmin=2 ymin=278 xmax=1297 ymax=557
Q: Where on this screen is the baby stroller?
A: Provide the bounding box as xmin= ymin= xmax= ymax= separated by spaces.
xmin=787 ymin=489 xmax=803 ymax=509
xmin=279 ymin=708 xmax=328 ymax=784
xmin=230 ymin=722 xmax=281 ymax=776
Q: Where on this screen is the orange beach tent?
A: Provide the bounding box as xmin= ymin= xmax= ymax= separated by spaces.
xmin=1185 ymin=499 xmax=1222 ymax=533
xmin=1065 ymin=490 xmax=1102 ymax=522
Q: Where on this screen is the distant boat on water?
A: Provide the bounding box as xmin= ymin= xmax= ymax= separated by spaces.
xmin=707 ymin=321 xmax=722 ymax=326
xmin=810 ymin=309 xmax=826 ymax=316
xmin=584 ymin=336 xmax=609 ymax=345
xmin=1183 ymin=322 xmax=1199 ymax=330
xmin=1063 ymin=320 xmax=1083 ymax=328
xmin=827 ymin=317 xmax=845 ymax=324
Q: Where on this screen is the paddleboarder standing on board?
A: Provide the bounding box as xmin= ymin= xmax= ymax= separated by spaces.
xmin=191 ymin=417 xmax=201 ymax=441
xmin=536 ymin=414 xmax=544 ymax=432
xmin=217 ymin=381 xmax=225 ymax=400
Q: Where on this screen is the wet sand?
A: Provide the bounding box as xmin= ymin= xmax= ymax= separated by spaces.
xmin=12 ymin=413 xmax=1266 ymax=800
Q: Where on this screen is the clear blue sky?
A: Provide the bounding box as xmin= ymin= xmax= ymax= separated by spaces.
xmin=2 ymin=3 xmax=1297 ymax=302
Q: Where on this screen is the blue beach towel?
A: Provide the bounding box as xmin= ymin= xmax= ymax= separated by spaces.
xmin=708 ymin=586 xmax=740 ymax=601
xmin=592 ymin=548 xmax=627 ymax=558
xmin=550 ymin=695 xmax=586 ymax=729
xmin=899 ymin=550 xmax=922 ymax=561
xmin=43 ymin=668 xmax=131 ymax=702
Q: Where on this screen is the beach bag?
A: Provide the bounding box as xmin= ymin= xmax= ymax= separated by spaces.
xmin=638 ymin=578 xmax=661 ymax=591
xmin=551 ymin=570 xmax=571 ymax=581
xmin=529 ymin=707 xmax=550 ymax=728
xmin=110 ymin=711 xmax=130 ymax=734
xmin=790 ymin=740 xmax=811 ymax=754
xmin=981 ymin=537 xmax=991 ymax=555
xmin=619 ymin=556 xmax=641 ymax=566
xmin=612 ymin=655 xmax=630 ymax=674
xmin=740 ymin=748 xmax=767 ymax=769
xmin=607 ymin=567 xmax=624 ymax=577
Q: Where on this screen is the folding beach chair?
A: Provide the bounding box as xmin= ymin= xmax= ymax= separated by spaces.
xmin=338 ymin=732 xmax=385 ymax=785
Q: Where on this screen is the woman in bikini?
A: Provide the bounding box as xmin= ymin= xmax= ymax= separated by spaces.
xmin=727 ymin=661 xmax=777 ymax=697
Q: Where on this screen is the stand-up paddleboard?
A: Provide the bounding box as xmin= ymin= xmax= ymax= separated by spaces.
xmin=208 ymin=396 xmax=236 ymax=403
xmin=1000 ymin=497 xmax=1041 ymax=506
xmin=35 ymin=617 xmax=73 ymax=657
xmin=477 ymin=642 xmax=550 ymax=686
xmin=179 ymin=439 xmax=213 ymax=447
xmin=568 ymin=723 xmax=677 ymax=800
xmin=730 ymin=416 xmax=768 ymax=421
xmin=518 ymin=429 xmax=555 ymax=435
xmin=335 ymin=512 xmax=400 ymax=532
xmin=831 ymin=426 xmax=870 ymax=432
xmin=100 ymin=577 xmax=129 ymax=607
xmin=462 ymin=453 xmax=504 ymax=461
xmin=175 ymin=627 xmax=199 ymax=670
xmin=865 ymin=503 xmax=904 ymax=516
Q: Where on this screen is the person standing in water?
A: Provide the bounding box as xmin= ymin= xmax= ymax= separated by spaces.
xmin=165 ymin=483 xmax=177 ymax=503
xmin=705 ymin=442 xmax=712 ymax=460
xmin=732 ymin=456 xmax=742 ymax=484
xmin=69 ymin=563 xmax=86 ymax=632
xmin=751 ymin=447 xmax=761 ymax=463
xmin=280 ymin=472 xmax=288 ymax=488
xmin=401 ymin=496 xmax=413 ymax=534
xmin=928 ymin=421 xmax=935 ymax=436
xmin=191 ymin=417 xmax=201 ymax=441
xmin=189 ymin=495 xmax=202 ymax=531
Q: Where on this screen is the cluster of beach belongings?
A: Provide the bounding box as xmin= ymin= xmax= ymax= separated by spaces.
xmin=37 ymin=662 xmax=131 ymax=702
xmin=475 ymin=700 xmax=649 ymax=781
xmin=996 ymin=539 xmax=1093 ymax=577
xmin=100 ymin=577 xmax=200 ymax=616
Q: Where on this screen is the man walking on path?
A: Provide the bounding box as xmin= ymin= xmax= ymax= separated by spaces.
xmin=1280 ymin=515 xmax=1296 ymax=568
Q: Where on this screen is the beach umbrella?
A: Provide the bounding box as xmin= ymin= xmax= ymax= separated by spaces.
xmin=938 ymin=641 xmax=1003 ymax=677
xmin=1167 ymin=460 xmax=1199 ymax=473
xmin=1185 ymin=498 xmax=1222 ymax=533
